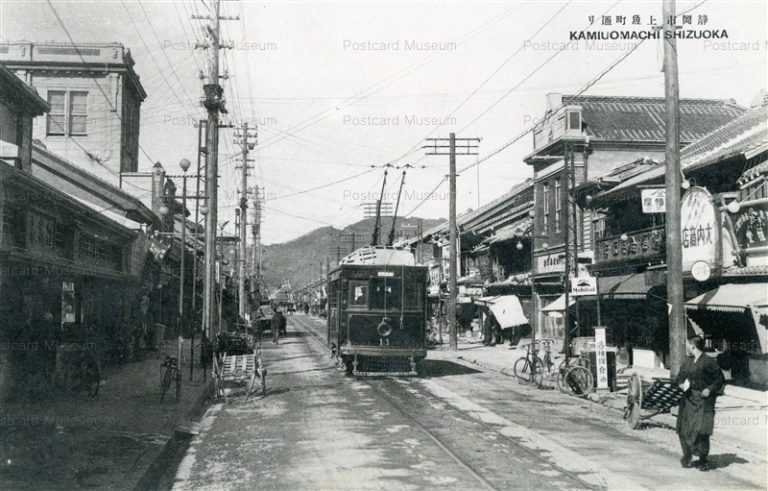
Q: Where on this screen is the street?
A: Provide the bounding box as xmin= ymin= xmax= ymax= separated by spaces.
xmin=167 ymin=315 xmax=763 ymax=490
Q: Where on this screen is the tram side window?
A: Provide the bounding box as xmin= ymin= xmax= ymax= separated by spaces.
xmin=404 ymin=281 xmax=423 ymax=309
xmin=370 ymin=278 xmax=402 ymax=310
xmin=349 ymin=281 xmax=368 ymax=308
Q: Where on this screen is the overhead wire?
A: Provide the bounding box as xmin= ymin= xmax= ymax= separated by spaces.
xmin=45 ymin=0 xmax=157 ymax=165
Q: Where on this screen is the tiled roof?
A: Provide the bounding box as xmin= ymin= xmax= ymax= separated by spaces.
xmin=595 ymin=104 xmax=768 ymax=200
xmin=562 ymin=95 xmax=745 ymax=143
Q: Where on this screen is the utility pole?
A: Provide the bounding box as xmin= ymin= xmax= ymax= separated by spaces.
xmin=563 ymin=143 xmax=573 ymax=360
xmin=664 ymin=0 xmax=685 ymax=377
xmin=424 ymin=134 xmax=480 ymax=351
xmin=195 ymin=0 xmax=237 ymax=342
xmin=235 ymin=122 xmax=257 ymax=319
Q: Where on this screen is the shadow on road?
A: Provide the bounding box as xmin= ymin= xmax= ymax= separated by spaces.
xmin=709 ymin=453 xmax=751 ymax=469
xmin=424 ymin=359 xmax=482 ymax=377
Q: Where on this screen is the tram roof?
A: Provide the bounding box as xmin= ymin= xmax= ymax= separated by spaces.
xmin=338 ymin=246 xmax=416 ymax=267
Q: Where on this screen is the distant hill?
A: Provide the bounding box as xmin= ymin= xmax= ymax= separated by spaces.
xmin=258 ymin=217 xmax=444 ymax=291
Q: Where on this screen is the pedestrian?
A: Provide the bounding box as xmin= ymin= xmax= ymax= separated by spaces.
xmin=271 ymin=308 xmax=284 ymax=344
xmin=675 ymin=335 xmax=724 ymax=471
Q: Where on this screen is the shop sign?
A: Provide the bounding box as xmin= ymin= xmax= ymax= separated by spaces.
xmin=535 ymin=251 xmax=565 ymax=275
xmin=594 ymin=227 xmax=665 ymax=265
xmin=681 ymin=187 xmax=720 ymax=272
xmin=594 ymin=327 xmax=609 ymax=390
xmin=641 ymin=187 xmax=666 ymax=214
xmin=731 ymin=199 xmax=768 ymax=250
xmin=459 ymin=286 xmax=483 ymax=297
xmin=570 ymin=275 xmax=597 ymax=296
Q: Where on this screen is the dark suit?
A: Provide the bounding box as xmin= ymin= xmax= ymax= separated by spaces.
xmin=271 ymin=312 xmax=284 ymax=344
xmin=674 ymin=354 xmax=724 ymax=460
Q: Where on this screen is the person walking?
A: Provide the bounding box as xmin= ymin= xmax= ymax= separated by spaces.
xmin=675 ymin=335 xmax=724 ymax=471
xmin=271 ymin=308 xmax=284 ymax=344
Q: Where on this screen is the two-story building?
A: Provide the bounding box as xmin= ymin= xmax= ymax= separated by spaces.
xmin=0 ymin=63 xmax=146 ymax=398
xmin=0 ymin=42 xmax=146 ymax=185
xmin=581 ymin=96 xmax=768 ymax=381
xmin=524 ymin=93 xmax=745 ymax=343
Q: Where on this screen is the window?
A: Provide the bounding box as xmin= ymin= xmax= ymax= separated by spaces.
xmin=349 ymin=280 xmax=368 ymax=308
xmin=542 ymin=183 xmax=550 ymax=232
xmin=370 ymin=278 xmax=402 ymax=310
xmin=69 ymin=92 xmax=88 ymax=135
xmin=554 ymin=179 xmax=561 ymax=232
xmin=567 ymin=110 xmax=581 ymax=131
xmin=47 ymin=91 xmax=66 ymax=135
xmin=46 ymin=90 xmax=88 ymax=136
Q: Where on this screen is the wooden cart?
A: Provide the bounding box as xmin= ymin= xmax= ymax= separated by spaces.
xmin=213 ymin=346 xmax=266 ymax=402
xmin=624 ymin=373 xmax=684 ymax=429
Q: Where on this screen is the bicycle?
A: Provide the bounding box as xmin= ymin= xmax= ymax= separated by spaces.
xmin=557 ymin=353 xmax=594 ymax=396
xmin=534 ymin=338 xmax=558 ymax=387
xmin=160 ymin=355 xmax=181 ymax=402
xmin=513 ymin=341 xmax=542 ymax=384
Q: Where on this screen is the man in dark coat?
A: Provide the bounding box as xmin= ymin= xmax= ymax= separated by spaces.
xmin=271 ymin=309 xmax=284 ymax=344
xmin=675 ymin=335 xmax=724 ymax=471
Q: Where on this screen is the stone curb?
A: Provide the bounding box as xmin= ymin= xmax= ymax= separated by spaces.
xmin=132 ymin=377 xmax=215 ymax=491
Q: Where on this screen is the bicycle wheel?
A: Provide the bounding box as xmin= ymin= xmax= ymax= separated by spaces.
xmin=514 ymin=356 xmax=542 ymax=384
xmin=562 ymin=366 xmax=594 ymax=396
xmin=160 ymin=368 xmax=171 ymax=401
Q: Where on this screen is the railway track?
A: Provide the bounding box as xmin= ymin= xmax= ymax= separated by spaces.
xmin=291 ymin=314 xmax=598 ymax=491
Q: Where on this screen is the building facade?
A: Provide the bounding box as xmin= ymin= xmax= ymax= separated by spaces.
xmin=524 ymin=93 xmax=745 ymax=343
xmin=582 ymin=97 xmax=768 ymax=381
xmin=0 ymin=42 xmax=146 ymax=184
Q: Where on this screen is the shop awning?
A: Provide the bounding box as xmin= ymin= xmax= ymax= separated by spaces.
xmin=479 ymin=295 xmax=529 ymax=328
xmin=542 ymin=294 xmax=575 ymax=312
xmin=685 ymin=283 xmax=768 ymax=313
xmin=598 ymin=272 xmax=654 ymax=300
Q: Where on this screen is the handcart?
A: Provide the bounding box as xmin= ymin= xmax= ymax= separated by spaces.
xmin=624 ymin=373 xmax=684 ymax=429
xmin=213 ymin=331 xmax=266 ymax=402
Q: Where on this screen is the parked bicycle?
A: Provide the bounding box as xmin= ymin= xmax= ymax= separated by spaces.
xmin=160 ymin=355 xmax=181 ymax=402
xmin=557 ymin=353 xmax=594 ymax=396
xmin=514 ymin=338 xmax=558 ymax=386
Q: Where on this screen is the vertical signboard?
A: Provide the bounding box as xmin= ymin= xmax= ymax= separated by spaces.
xmin=594 ymin=326 xmax=609 ymax=390
xmin=61 ymin=281 xmax=76 ymax=325
xmin=681 ymin=187 xmax=720 ymax=273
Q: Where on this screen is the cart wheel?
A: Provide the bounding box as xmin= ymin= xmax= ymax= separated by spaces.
xmin=626 ymin=373 xmax=643 ymax=430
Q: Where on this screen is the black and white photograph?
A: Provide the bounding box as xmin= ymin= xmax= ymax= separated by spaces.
xmin=0 ymin=0 xmax=766 ymax=489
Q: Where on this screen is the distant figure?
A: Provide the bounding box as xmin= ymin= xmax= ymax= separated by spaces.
xmin=675 ymin=335 xmax=724 ymax=471
xmin=271 ymin=309 xmax=285 ymax=344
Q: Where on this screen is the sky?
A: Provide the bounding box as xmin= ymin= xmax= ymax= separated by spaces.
xmin=2 ymin=0 xmax=766 ymax=244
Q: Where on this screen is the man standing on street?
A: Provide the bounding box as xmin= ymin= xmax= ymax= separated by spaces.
xmin=675 ymin=335 xmax=724 ymax=471
xmin=271 ymin=308 xmax=284 ymax=345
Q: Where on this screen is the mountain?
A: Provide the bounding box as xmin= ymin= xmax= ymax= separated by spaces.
xmin=258 ymin=217 xmax=444 ymax=291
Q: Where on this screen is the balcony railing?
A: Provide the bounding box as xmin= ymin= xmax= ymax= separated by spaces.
xmin=594 ymin=225 xmax=665 ymax=265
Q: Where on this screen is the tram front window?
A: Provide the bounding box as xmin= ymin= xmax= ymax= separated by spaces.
xmin=349 ymin=280 xmax=368 ymax=307
xmin=370 ymin=278 xmax=402 ymax=310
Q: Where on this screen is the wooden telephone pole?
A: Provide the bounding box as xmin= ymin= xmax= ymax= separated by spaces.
xmin=424 ymin=134 xmax=480 ymax=351
xmin=195 ymin=0 xmax=238 ymax=341
xmin=664 ymin=0 xmax=685 ymax=377
xmin=235 ymin=122 xmax=257 ymax=318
